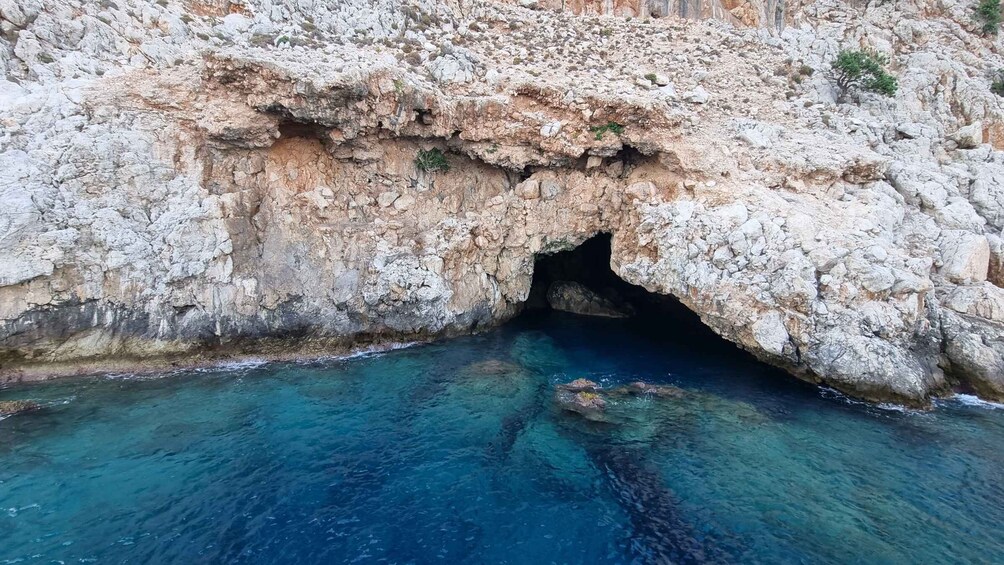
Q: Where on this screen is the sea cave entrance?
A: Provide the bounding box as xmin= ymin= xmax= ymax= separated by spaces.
xmin=519 ymin=233 xmax=808 ymax=400
xmin=524 ymin=233 xmax=715 ymax=340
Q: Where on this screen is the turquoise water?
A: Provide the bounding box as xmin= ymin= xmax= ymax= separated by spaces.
xmin=2 ymin=312 xmax=1004 ymax=564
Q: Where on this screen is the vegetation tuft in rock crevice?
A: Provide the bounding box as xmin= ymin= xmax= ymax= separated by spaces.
xmin=415 ymin=148 xmax=450 ymax=172
xmin=976 ymin=0 xmax=1002 ymax=35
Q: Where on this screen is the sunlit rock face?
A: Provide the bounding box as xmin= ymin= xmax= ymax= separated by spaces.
xmin=499 ymin=0 xmax=795 ymax=28
xmin=2 ymin=0 xmax=1004 ymax=406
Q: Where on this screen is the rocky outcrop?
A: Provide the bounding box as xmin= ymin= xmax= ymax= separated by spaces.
xmin=554 ymin=378 xmax=691 ymax=421
xmin=554 ymin=378 xmax=608 ymax=420
xmin=2 ymin=0 xmax=1004 ymax=406
xmin=547 ymin=281 xmax=632 ymax=318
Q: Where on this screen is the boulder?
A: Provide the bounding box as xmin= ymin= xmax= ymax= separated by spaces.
xmin=429 ymin=53 xmax=475 ymax=84
xmin=547 ymin=281 xmax=631 ymax=318
xmin=684 ymin=86 xmax=710 ymax=104
xmin=951 ymin=122 xmax=982 ymax=149
xmin=540 ymin=121 xmax=562 ymax=137
xmin=939 ymin=232 xmax=990 ymax=284
xmin=658 ymin=83 xmax=677 ymax=100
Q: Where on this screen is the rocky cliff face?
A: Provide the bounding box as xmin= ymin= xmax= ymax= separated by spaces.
xmin=3 ymin=0 xmax=1004 ymax=405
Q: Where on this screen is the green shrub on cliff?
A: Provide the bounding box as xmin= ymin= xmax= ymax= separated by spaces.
xmin=830 ymin=49 xmax=897 ymax=102
xmin=976 ymin=0 xmax=1002 ymax=34
xmin=415 ymin=148 xmax=450 ymax=173
xmin=589 ymin=122 xmax=625 ymax=141
xmin=992 ymin=69 xmax=1004 ymax=96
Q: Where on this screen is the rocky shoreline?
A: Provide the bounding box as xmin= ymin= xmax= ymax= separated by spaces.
xmin=3 ymin=0 xmax=1004 ymax=405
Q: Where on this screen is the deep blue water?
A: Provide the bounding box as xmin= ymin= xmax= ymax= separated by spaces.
xmin=2 ymin=312 xmax=1004 ymax=564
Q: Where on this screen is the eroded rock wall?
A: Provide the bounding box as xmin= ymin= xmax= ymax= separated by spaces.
xmin=3 ymin=0 xmax=1004 ymax=405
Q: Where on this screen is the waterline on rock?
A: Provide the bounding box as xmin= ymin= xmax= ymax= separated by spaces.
xmin=940 ymin=393 xmax=1004 ymax=410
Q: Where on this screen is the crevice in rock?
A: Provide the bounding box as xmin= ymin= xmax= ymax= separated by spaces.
xmin=516 ymin=166 xmax=533 ymax=183
xmin=277 ymin=120 xmax=329 ymax=140
xmin=414 ymin=108 xmax=434 ymax=125
xmin=614 ymin=144 xmax=646 ymax=168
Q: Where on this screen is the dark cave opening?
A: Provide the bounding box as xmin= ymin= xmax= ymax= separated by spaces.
xmin=517 ymin=234 xmax=810 ymax=399
xmin=278 ymin=120 xmax=330 ymax=140
xmin=613 ymin=144 xmax=646 ymax=169
xmin=524 ymin=233 xmax=715 ymax=339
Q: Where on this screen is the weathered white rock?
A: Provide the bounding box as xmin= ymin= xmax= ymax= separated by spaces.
xmin=684 ymin=86 xmax=710 ymax=104
xmin=951 ymin=121 xmax=983 ymax=149
xmin=429 ymin=53 xmax=475 ymax=84
xmin=752 ymin=312 xmax=789 ymax=356
xmin=540 ymin=121 xmax=562 ymax=137
xmin=939 ymin=232 xmax=990 ymax=284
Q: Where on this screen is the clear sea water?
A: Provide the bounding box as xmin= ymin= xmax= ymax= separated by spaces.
xmin=2 ymin=312 xmax=1003 ymax=564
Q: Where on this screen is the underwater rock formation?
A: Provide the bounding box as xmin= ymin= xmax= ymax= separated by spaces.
xmin=588 ymin=444 xmax=728 ymax=563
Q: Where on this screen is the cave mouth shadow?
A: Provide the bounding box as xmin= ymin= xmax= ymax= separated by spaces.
xmin=522 ymin=233 xmax=722 ymax=344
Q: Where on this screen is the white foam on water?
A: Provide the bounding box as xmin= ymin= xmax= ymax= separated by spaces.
xmin=314 ymin=341 xmax=421 ymax=363
xmin=102 ymin=371 xmax=166 ymax=381
xmin=818 ymin=387 xmax=922 ymax=414
xmin=823 ymin=387 xmax=1004 ymax=412
xmin=99 ymin=341 xmax=422 ymax=381
xmin=874 ymin=402 xmax=913 ymax=413
xmin=940 ymin=393 xmax=1004 ymax=410
xmin=214 ymin=358 xmax=269 ymax=371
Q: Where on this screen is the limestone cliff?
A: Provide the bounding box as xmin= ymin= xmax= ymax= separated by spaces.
xmin=3 ymin=0 xmax=1004 ymax=405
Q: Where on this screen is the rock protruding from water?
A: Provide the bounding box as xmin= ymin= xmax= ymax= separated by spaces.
xmin=0 ymin=400 xmax=41 ymax=417
xmin=554 ymin=379 xmax=607 ymax=420
xmin=555 ymin=379 xmax=696 ymax=423
xmin=546 ymin=281 xmax=631 ymax=318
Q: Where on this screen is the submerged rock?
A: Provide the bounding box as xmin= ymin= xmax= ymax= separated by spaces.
xmin=556 ymin=390 xmax=607 ymax=420
xmin=614 ymin=381 xmax=686 ymax=398
xmin=546 ymin=281 xmax=632 ymax=319
xmin=0 ymin=400 xmax=41 ymax=417
xmin=555 ymin=380 xmax=607 ymax=420
xmin=555 ymin=379 xmax=691 ymax=422
xmin=462 ymin=359 xmax=523 ymax=376
xmin=586 ymin=444 xmax=728 ymax=563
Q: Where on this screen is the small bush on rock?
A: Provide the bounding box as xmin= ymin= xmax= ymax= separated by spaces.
xmin=830 ymin=49 xmax=897 ymax=102
xmin=589 ymin=122 xmax=625 ymax=141
xmin=992 ymin=69 xmax=1004 ymax=96
xmin=976 ymin=0 xmax=1002 ymax=35
xmin=415 ymin=148 xmax=450 ymax=173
